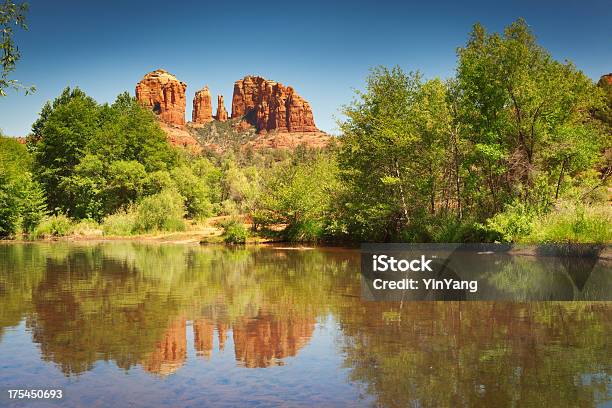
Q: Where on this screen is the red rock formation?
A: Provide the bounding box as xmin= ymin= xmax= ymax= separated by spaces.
xmin=159 ymin=122 xmax=202 ymax=153
xmin=231 ymin=76 xmax=317 ymax=133
xmin=599 ymin=73 xmax=612 ymax=87
xmin=192 ymin=86 xmax=213 ymax=123
xmin=216 ymin=94 xmax=228 ymax=121
xmin=136 ymin=69 xmax=187 ymax=125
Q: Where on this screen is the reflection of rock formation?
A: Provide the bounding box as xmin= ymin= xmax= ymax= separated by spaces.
xmin=194 ymin=319 xmax=229 ymax=358
xmin=232 ymin=312 xmax=315 ymax=368
xmin=144 ymin=318 xmax=187 ymax=376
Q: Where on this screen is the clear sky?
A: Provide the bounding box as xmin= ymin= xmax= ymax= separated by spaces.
xmin=1 ymin=0 xmax=610 ymax=136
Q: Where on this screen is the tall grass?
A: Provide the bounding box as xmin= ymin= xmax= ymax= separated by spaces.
xmin=524 ymin=204 xmax=611 ymax=244
xmin=31 ymin=214 xmax=74 ymax=239
xmin=102 ymin=190 xmax=186 ymax=236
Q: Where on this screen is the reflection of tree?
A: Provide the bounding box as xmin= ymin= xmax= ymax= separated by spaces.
xmin=336 ymin=302 xmax=612 ymax=407
xmin=0 ymin=244 xmax=44 ymax=339
xmin=0 ymin=243 xmax=343 ymax=375
xmin=1 ymin=242 xmax=610 ymax=407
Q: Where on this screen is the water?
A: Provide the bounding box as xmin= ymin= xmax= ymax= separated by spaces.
xmin=0 ymin=242 xmax=610 ymax=407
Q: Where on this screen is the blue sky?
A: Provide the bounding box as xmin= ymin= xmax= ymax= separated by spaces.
xmin=1 ymin=0 xmax=611 ymax=136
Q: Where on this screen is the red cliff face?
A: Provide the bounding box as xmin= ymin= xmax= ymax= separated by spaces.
xmin=192 ymin=86 xmax=213 ymax=124
xmin=599 ymin=73 xmax=612 ymax=87
xmin=136 ymin=69 xmax=187 ymax=126
xmin=216 ymin=94 xmax=229 ymax=121
xmin=231 ymin=76 xmax=317 ymax=133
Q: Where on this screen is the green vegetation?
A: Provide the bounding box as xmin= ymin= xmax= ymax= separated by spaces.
xmin=0 ymin=19 xmax=609 ymax=244
xmin=0 ymin=135 xmax=46 ymax=237
xmin=0 ymin=1 xmax=34 ymax=95
xmin=30 ymin=214 xmax=73 ymax=239
xmin=525 ymin=204 xmax=611 ymax=244
xmin=220 ymin=218 xmax=249 ymax=244
xmin=334 ymin=19 xmax=610 ymax=243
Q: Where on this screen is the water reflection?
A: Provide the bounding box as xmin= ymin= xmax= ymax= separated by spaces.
xmin=0 ymin=242 xmax=610 ymax=407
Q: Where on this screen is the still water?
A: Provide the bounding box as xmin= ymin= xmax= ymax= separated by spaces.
xmin=0 ymin=242 xmax=610 ymax=407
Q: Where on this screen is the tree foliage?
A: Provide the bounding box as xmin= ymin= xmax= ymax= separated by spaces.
xmin=336 ymin=19 xmax=609 ymax=242
xmin=0 ymin=135 xmax=46 ymax=236
xmin=0 ymin=0 xmax=34 ymax=95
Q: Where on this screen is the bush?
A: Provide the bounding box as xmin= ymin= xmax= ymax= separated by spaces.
xmin=31 ymin=214 xmax=74 ymax=239
xmin=133 ymin=190 xmax=185 ymax=233
xmin=0 ymin=136 xmax=47 ymax=237
xmin=72 ymin=219 xmax=101 ymax=236
xmin=479 ymin=202 xmax=536 ymax=243
xmin=285 ymin=219 xmax=324 ymax=242
xmin=220 ymin=218 xmax=248 ymax=244
xmin=525 ymin=204 xmax=611 ymax=244
xmin=102 ymin=209 xmax=137 ymax=236
xmin=421 ymin=214 xmax=483 ymax=243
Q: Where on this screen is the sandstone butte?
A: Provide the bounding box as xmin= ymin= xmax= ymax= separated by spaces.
xmin=136 ymin=69 xmax=187 ymax=126
xmin=600 ymin=73 xmax=612 ymax=86
xmin=215 ymin=94 xmax=229 ymax=121
xmin=231 ymin=75 xmax=318 ymax=133
xmin=135 ymin=69 xmax=328 ymax=151
xmin=192 ymin=86 xmax=213 ymax=124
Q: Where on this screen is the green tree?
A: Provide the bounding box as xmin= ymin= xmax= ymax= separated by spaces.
xmin=32 ymin=87 xmax=100 ymax=213
xmin=0 ymin=135 xmax=46 ymax=236
xmin=170 ymin=164 xmax=212 ymax=220
xmin=455 ymin=19 xmax=605 ymax=213
xmin=337 ymin=67 xmax=451 ymax=240
xmin=32 ymin=90 xmax=178 ymax=219
xmin=0 ymin=0 xmax=34 ymax=95
xmin=257 ymin=153 xmax=339 ymax=241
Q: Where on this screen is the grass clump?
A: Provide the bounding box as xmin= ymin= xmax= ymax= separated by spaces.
xmin=220 ymin=218 xmax=249 ymax=244
xmin=31 ymin=214 xmax=74 ymax=239
xmin=102 ymin=209 xmax=137 ymax=236
xmin=102 ymin=190 xmax=186 ymax=236
xmin=133 ymin=190 xmax=185 ymax=233
xmin=524 ymin=204 xmax=611 ymax=244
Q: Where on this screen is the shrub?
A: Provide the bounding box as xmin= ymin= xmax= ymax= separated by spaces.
xmin=218 ymin=199 xmax=239 ymax=216
xmin=285 ymin=219 xmax=324 ymax=242
xmin=31 ymin=214 xmax=74 ymax=239
xmin=525 ymin=204 xmax=611 ymax=244
xmin=102 ymin=209 xmax=138 ymax=236
xmin=421 ymin=214 xmax=483 ymax=243
xmin=220 ymin=218 xmax=248 ymax=244
xmin=479 ymin=202 xmax=536 ymax=243
xmin=133 ymin=190 xmax=185 ymax=233
xmin=72 ymin=219 xmax=101 ymax=236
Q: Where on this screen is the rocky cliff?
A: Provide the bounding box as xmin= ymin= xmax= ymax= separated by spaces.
xmin=135 ymin=70 xmax=328 ymax=152
xmin=599 ymin=73 xmax=612 ymax=85
xmin=231 ymin=76 xmax=318 ymax=133
xmin=192 ymin=86 xmax=213 ymax=124
xmin=215 ymin=94 xmax=228 ymax=121
xmin=136 ymin=69 xmax=187 ymax=126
